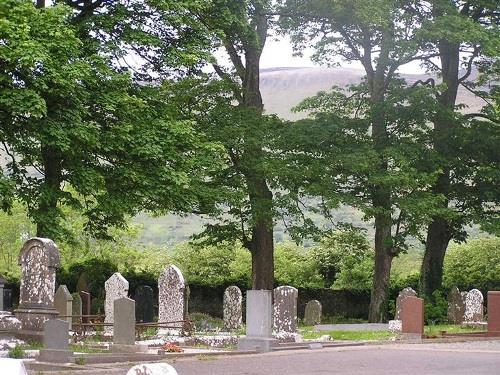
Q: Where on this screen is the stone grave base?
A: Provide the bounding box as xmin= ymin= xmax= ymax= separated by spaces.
xmin=238 ymin=337 xmax=278 ymax=352
xmin=462 ymin=321 xmax=487 ymax=329
xmin=110 ymin=343 xmax=148 ymax=353
xmin=14 ymin=307 xmax=59 ymax=342
xmin=38 ymin=349 xmax=74 ymax=363
xmin=401 ymin=333 xmax=423 ymax=341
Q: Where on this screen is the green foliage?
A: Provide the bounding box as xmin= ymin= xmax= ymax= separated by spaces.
xmin=443 ymin=237 xmax=500 ymax=292
xmin=424 ymin=290 xmax=449 ymax=325
xmin=274 ymin=242 xmax=324 ymax=288
xmin=8 ymin=344 xmax=25 ymax=359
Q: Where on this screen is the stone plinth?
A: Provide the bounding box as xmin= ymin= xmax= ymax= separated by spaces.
xmin=488 ymin=291 xmax=500 ymax=336
xmin=400 ymin=296 xmax=424 ymax=339
xmin=238 ymin=290 xmax=277 ymax=352
xmin=38 ymin=319 xmax=73 ymax=363
xmin=14 ymin=238 xmax=60 ymax=341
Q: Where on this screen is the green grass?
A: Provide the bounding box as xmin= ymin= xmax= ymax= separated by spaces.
xmin=69 ymin=344 xmax=107 ymax=353
xmin=299 ymin=327 xmax=394 ymax=341
xmin=425 ymin=324 xmax=485 ymax=337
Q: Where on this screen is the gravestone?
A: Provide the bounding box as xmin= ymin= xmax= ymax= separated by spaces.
xmin=223 ymin=286 xmax=242 ymax=330
xmin=487 ymin=291 xmax=500 ymax=336
xmin=0 ymin=274 xmax=5 ymax=311
xmin=114 ymin=297 xmax=135 ymax=345
xmin=14 ymin=238 xmax=60 ymax=341
xmin=54 ymin=285 xmax=73 ymax=328
xmin=238 ymin=290 xmax=277 ymax=352
xmin=273 ymin=286 xmax=298 ymax=333
xmin=158 ymin=265 xmax=184 ymax=330
xmin=71 ymin=293 xmax=82 ymax=326
xmin=464 ymin=289 xmax=484 ymax=322
xmin=38 ymin=319 xmax=73 ymax=363
xmin=304 ymin=300 xmax=322 ymax=326
xmin=104 ymin=273 xmax=129 ymax=333
xmin=135 ymin=285 xmax=154 ymax=323
xmin=400 ymin=296 xmax=424 ymax=339
xmin=3 ymin=288 xmax=12 ymax=311
xmin=184 ymin=284 xmax=190 ymax=320
xmin=395 ymin=287 xmax=417 ymax=320
xmin=79 ymin=291 xmax=91 ymax=323
xmin=447 ymin=287 xmax=466 ymax=324
xmin=126 ymin=363 xmax=178 ymax=375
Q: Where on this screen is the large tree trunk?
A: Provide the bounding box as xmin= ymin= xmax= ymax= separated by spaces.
xmin=420 ymin=38 xmax=459 ymax=298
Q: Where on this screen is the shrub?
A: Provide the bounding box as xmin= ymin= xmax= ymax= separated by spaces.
xmin=424 ymin=290 xmax=448 ymax=325
xmin=8 ymin=344 xmax=25 ymax=359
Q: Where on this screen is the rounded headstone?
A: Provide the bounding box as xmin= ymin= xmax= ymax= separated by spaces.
xmin=304 ymin=300 xmax=322 ymax=326
xmin=104 ymin=273 xmax=129 ymax=333
xmin=395 ymin=287 xmax=417 ymax=320
xmin=223 ymin=286 xmax=242 ymax=330
xmin=465 ymin=289 xmax=484 ymax=322
xmin=158 ymin=265 xmax=185 ymax=328
xmin=126 ymin=363 xmax=178 ymax=375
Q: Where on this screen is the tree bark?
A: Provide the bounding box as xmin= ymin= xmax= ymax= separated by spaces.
xmin=420 ymin=36 xmax=459 ymax=298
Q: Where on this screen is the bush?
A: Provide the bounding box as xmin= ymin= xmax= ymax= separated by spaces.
xmin=424 ymin=290 xmax=448 ymax=324
xmin=8 ymin=344 xmax=25 ymax=359
xmin=274 ymin=242 xmax=324 ymax=288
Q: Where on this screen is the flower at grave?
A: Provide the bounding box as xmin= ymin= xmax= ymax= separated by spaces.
xmin=161 ymin=342 xmax=183 ymax=353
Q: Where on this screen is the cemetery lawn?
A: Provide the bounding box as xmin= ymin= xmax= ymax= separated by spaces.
xmin=424 ymin=324 xmax=485 ymax=336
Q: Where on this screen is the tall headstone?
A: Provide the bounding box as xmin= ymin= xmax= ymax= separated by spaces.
xmin=464 ymin=289 xmax=484 ymax=322
xmin=135 ymin=285 xmax=154 ymax=323
xmin=71 ymin=293 xmax=82 ymax=326
xmin=223 ymin=286 xmax=242 ymax=330
xmin=38 ymin=319 xmax=73 ymax=363
xmin=113 ymin=297 xmax=135 ymax=345
xmin=304 ymin=300 xmax=322 ymax=326
xmin=104 ymin=273 xmax=129 ymax=333
xmin=158 ymin=265 xmax=184 ymax=329
xmin=14 ymin=238 xmax=60 ymax=341
xmin=79 ymin=291 xmax=91 ymax=323
xmin=273 ymin=286 xmax=298 ymax=333
xmin=400 ymin=296 xmax=424 ymax=339
xmin=487 ymin=291 xmax=500 ymax=336
xmin=238 ymin=290 xmax=277 ymax=352
xmin=395 ymin=287 xmax=417 ymax=320
xmin=447 ymin=287 xmax=466 ymax=324
xmin=54 ymin=285 xmax=73 ymax=328
xmin=0 ymin=274 xmax=5 ymax=311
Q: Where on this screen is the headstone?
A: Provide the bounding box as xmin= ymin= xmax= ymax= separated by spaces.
xmin=126 ymin=363 xmax=178 ymax=375
xmin=79 ymin=291 xmax=91 ymax=323
xmin=104 ymin=272 xmax=129 ymax=333
xmin=0 ymin=274 xmax=5 ymax=311
xmin=464 ymin=289 xmax=484 ymax=322
xmin=14 ymin=238 xmax=60 ymax=341
xmin=54 ymin=285 xmax=73 ymax=328
xmin=71 ymin=293 xmax=82 ymax=326
xmin=0 ymin=359 xmax=27 ymax=375
xmin=0 ymin=311 xmax=21 ymax=331
xmin=488 ymin=291 xmax=500 ymax=336
xmin=238 ymin=290 xmax=277 ymax=352
xmin=113 ymin=297 xmax=135 ymax=345
xmin=395 ymin=287 xmax=417 ymax=320
xmin=304 ymin=300 xmax=322 ymax=326
xmin=273 ymin=286 xmax=298 ymax=333
xmin=158 ymin=265 xmax=184 ymax=329
xmin=400 ymin=296 xmax=424 ymax=339
xmin=38 ymin=319 xmax=73 ymax=363
xmin=135 ymin=285 xmax=154 ymax=323
xmin=183 ymin=284 xmax=190 ymax=320
xmin=3 ymin=288 xmax=12 ymax=310
xmin=223 ymin=286 xmax=242 ymax=330
xmin=447 ymin=287 xmax=466 ymax=324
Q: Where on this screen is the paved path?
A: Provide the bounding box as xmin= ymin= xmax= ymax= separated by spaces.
xmin=29 ymin=341 xmax=500 ymax=375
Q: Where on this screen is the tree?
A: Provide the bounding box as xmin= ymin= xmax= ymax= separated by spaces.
xmin=278 ymin=0 xmax=439 ymax=321
xmin=418 ymin=0 xmax=500 ymax=297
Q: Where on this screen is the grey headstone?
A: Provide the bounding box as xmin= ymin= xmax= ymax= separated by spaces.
xmin=71 ymin=293 xmax=82 ymax=325
xmin=14 ymin=238 xmax=60 ymax=339
xmin=304 ymin=300 xmax=322 ymax=326
xmin=135 ymin=285 xmax=154 ymax=323
xmin=158 ymin=265 xmax=184 ymax=328
xmin=246 ymin=290 xmax=273 ymax=337
xmin=447 ymin=287 xmax=466 ymax=324
xmin=79 ymin=291 xmax=91 ymax=323
xmin=104 ymin=272 xmax=129 ymax=333
xmin=114 ymin=297 xmax=135 ymax=346
xmin=273 ymin=286 xmax=298 ymax=333
xmin=395 ymin=287 xmax=417 ymax=320
xmin=465 ymin=289 xmax=484 ymax=322
xmin=38 ymin=319 xmax=73 ymax=363
xmin=0 ymin=275 xmax=5 ymax=311
xmin=223 ymin=286 xmax=242 ymax=330
xmin=54 ymin=286 xmax=73 ymax=328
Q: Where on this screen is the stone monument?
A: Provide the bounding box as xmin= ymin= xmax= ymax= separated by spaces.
xmin=158 ymin=265 xmax=184 ymax=331
xmin=38 ymin=319 xmax=73 ymax=363
xmin=464 ymin=288 xmax=484 ymax=322
xmin=273 ymin=286 xmax=298 ymax=333
xmin=104 ymin=272 xmax=129 ymax=333
xmin=223 ymin=286 xmax=242 ymax=330
xmin=14 ymin=238 xmax=60 ymax=341
xmin=304 ymin=300 xmax=322 ymax=326
xmin=79 ymin=291 xmax=91 ymax=323
xmin=0 ymin=274 xmax=5 ymax=311
xmin=400 ymin=296 xmax=424 ymax=340
xmin=135 ymin=285 xmax=155 ymax=323
xmin=54 ymin=285 xmax=73 ymax=328
xmin=447 ymin=287 xmax=466 ymax=324
xmin=395 ymin=287 xmax=417 ymax=320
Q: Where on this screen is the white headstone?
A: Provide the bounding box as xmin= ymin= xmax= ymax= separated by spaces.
xmin=158 ymin=265 xmax=185 ymax=330
xmin=127 ymin=363 xmax=178 ymax=375
xmin=273 ymin=286 xmax=298 ymax=333
xmin=223 ymin=286 xmax=242 ymax=330
xmin=104 ymin=272 xmax=129 ymax=333
xmin=464 ymin=289 xmax=484 ymax=322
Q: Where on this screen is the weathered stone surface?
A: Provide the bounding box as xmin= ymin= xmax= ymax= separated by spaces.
xmin=104 ymin=273 xmax=129 ymax=333
xmin=0 ymin=274 xmax=5 ymax=311
xmin=126 ymin=363 xmax=178 ymax=375
xmin=135 ymin=285 xmax=155 ymax=323
xmin=246 ymin=290 xmax=273 ymax=338
xmin=488 ymin=291 xmax=500 ymax=335
xmin=400 ymin=296 xmax=424 ymax=338
xmin=395 ymin=287 xmax=417 ymax=320
xmin=388 ymin=319 xmax=402 ymax=333
xmin=464 ymin=289 xmax=484 ymax=322
xmin=54 ymin=285 xmax=73 ymax=328
xmin=223 ymin=286 xmax=242 ymax=330
xmin=447 ymin=287 xmax=466 ymax=324
xmin=38 ymin=318 xmax=73 ymax=363
xmin=304 ymin=300 xmax=322 ymax=326
xmin=79 ymin=291 xmax=91 ymax=323
xmin=114 ymin=297 xmax=135 ymax=346
xmin=0 ymin=311 xmax=21 ymax=331
xmin=273 ymin=286 xmax=298 ymax=333
xmin=14 ymin=238 xmax=60 ymax=340
xmin=71 ymin=293 xmax=82 ymax=326
xmin=158 ymin=265 xmax=184 ymax=328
